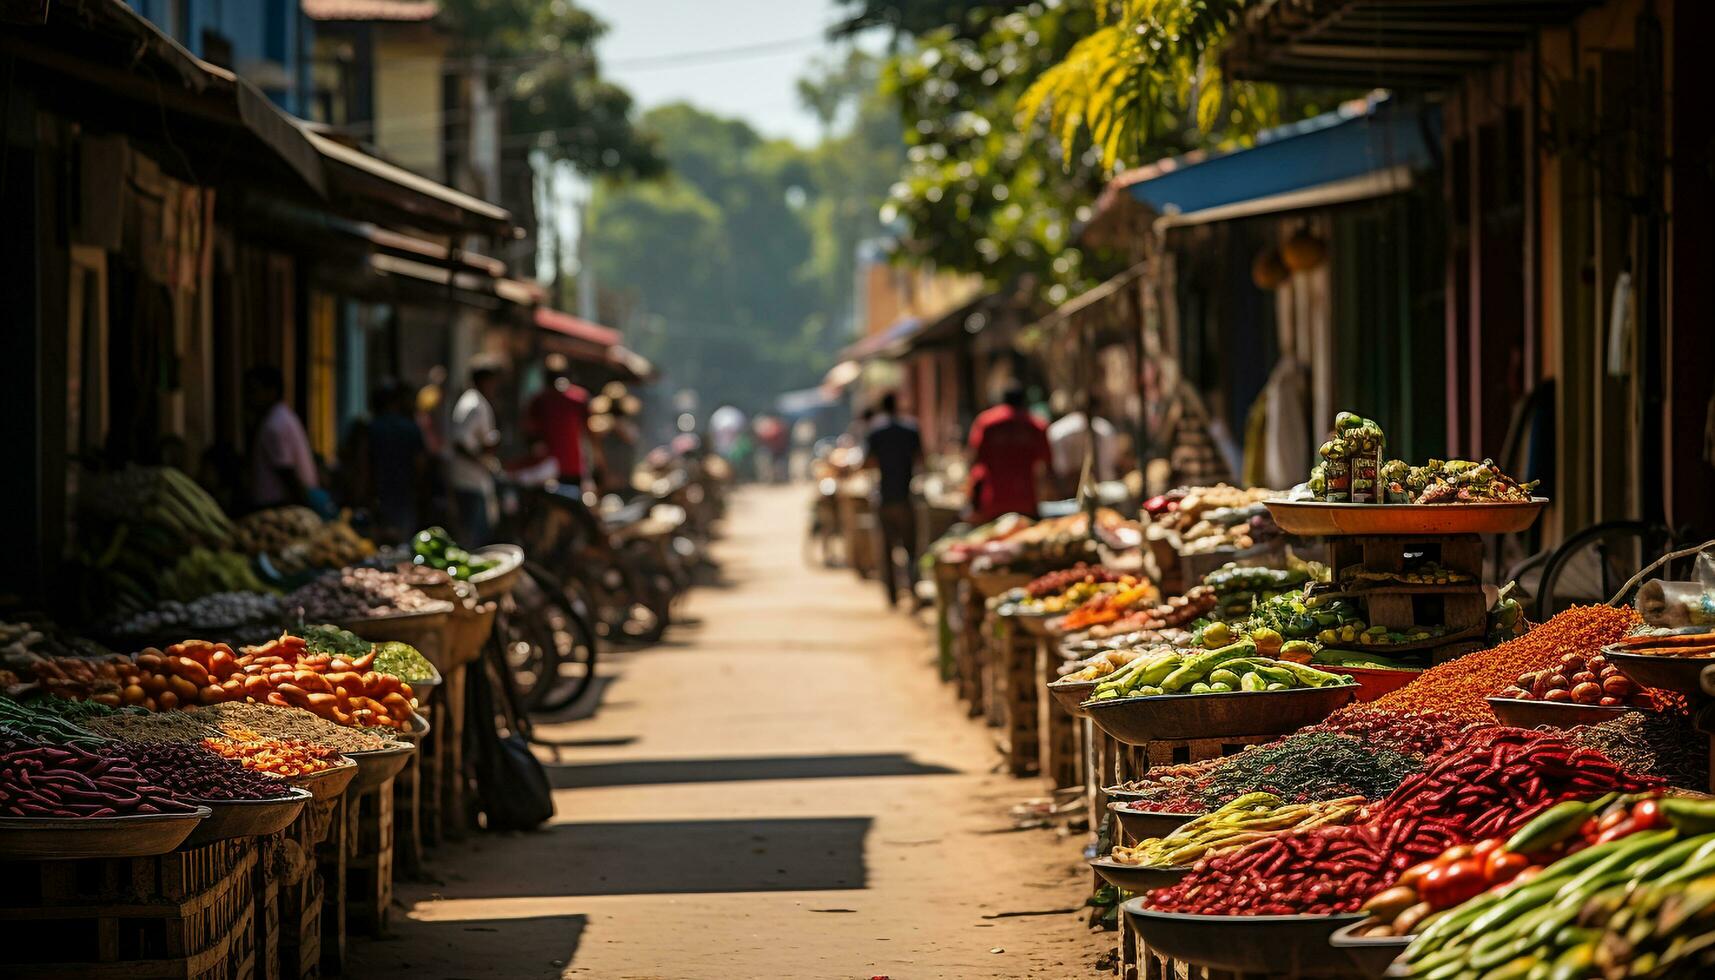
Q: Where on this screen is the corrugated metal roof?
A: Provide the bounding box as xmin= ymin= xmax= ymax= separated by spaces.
xmin=303 ymin=0 xmax=439 ymax=23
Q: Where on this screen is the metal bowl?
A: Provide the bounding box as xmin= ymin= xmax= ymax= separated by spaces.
xmin=346 ymin=742 xmax=414 ymax=794
xmin=0 ymin=807 xmax=212 ymax=860
xmin=1046 ymin=679 xmax=1100 ymax=718
xmin=1329 ymin=920 xmax=1413 ymax=978
xmin=469 ymin=543 xmax=526 ymax=601
xmin=1090 ymin=858 xmax=1192 ymax=894
xmin=1121 ymin=901 xmax=1366 ymax=976
xmin=1084 ymin=684 xmax=1359 ymax=745
xmin=1486 ymin=697 xmax=1643 ymax=729
xmin=182 ymin=787 xmax=313 ymax=847
xmin=1109 ymin=802 xmax=1201 ymax=841
xmin=1265 ymin=498 xmax=1547 ymax=537
xmin=1604 ymin=648 xmax=1715 ymax=697
xmin=287 ymin=759 xmax=358 ymax=802
xmin=1011 ymin=612 xmax=1059 ymax=639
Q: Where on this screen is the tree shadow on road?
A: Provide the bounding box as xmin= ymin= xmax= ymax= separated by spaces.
xmin=544 ymin=752 xmax=956 ymax=789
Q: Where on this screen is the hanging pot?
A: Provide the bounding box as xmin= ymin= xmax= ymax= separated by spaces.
xmin=1251 ymin=248 xmax=1289 ymax=290
xmin=1282 ymin=225 xmax=1328 ymax=272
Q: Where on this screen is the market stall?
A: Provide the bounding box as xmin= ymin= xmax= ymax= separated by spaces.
xmin=0 ymin=466 xmax=537 ymax=980
xmin=996 ymin=414 xmax=1715 ymax=979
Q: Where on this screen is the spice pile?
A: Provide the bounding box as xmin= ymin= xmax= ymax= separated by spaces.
xmin=1571 ymin=710 xmax=1708 ymax=788
xmin=1371 ymin=605 xmax=1641 ymax=721
xmin=1144 ymin=728 xmax=1659 ymax=915
xmin=88 ymin=701 xmax=395 ymax=753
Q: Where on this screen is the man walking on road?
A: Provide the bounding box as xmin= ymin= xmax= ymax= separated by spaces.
xmin=967 ymin=383 xmax=1053 ymax=524
xmin=865 ymin=393 xmax=923 ymax=608
xmin=448 ymin=355 xmax=505 ymax=545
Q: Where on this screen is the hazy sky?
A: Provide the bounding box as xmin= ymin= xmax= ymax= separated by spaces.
xmin=580 ymin=0 xmax=862 ymax=145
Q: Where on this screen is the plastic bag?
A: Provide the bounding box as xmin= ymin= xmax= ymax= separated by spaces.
xmin=1635 ymin=549 xmax=1715 ymax=627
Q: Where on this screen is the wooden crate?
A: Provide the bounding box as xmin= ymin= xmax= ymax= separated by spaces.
xmin=313 ymin=796 xmax=348 ymax=974
xmin=345 ymin=776 xmax=396 ymax=937
xmin=277 ymin=869 xmax=322 ymax=980
xmin=0 ymin=842 xmax=258 ymax=980
xmin=424 ymin=662 xmax=470 ymax=843
xmin=1036 ymin=637 xmax=1082 ymax=790
xmin=991 ymin=617 xmax=1040 ymax=777
xmin=392 ymin=746 xmax=423 ymax=878
xmin=953 ymin=583 xmax=987 ymax=715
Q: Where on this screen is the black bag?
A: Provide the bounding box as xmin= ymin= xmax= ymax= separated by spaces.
xmin=465 ymin=651 xmax=554 ymax=831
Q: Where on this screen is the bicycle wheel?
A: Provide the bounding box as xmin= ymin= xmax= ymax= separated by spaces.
xmin=498 ymin=563 xmax=589 ymax=710
xmin=617 ymin=540 xmax=674 ymax=644
xmin=533 ymin=594 xmax=600 ymax=714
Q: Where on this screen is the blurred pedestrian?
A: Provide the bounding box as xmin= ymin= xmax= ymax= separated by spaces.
xmin=448 ymin=355 xmax=505 ymax=545
xmin=1048 ymin=394 xmax=1121 ymax=495
xmin=368 ymin=379 xmax=427 ymax=542
xmin=244 ymin=365 xmax=330 ymax=515
xmin=865 ymin=393 xmax=923 ymax=608
xmin=966 ymin=382 xmax=1052 ymax=524
xmin=525 ymin=353 xmax=603 ymax=497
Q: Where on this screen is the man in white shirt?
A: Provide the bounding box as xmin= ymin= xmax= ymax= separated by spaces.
xmin=1048 ymin=401 xmax=1121 ymax=494
xmin=447 ymin=356 xmax=505 ymax=545
xmin=245 ymin=366 xmax=321 ymax=510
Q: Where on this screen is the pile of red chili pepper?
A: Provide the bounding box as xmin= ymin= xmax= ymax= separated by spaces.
xmin=113 ymin=740 xmax=296 ymax=801
xmin=1370 ymin=605 xmax=1641 ymax=721
xmin=0 ymin=736 xmax=201 ymax=817
xmin=1144 ymin=727 xmax=1660 ymax=915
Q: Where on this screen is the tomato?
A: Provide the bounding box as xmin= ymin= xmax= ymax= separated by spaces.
xmin=1471 ymin=839 xmax=1505 ymax=860
xmin=1483 ymin=850 xmax=1530 ymax=885
xmin=1433 ymin=861 xmax=1488 ymax=906
xmin=1397 ymin=861 xmax=1439 ymax=890
xmin=1597 ymin=808 xmax=1630 ymax=832
xmin=1630 ymin=799 xmax=1665 ymax=830
xmin=1579 ymin=817 xmax=1601 ymax=841
xmin=1593 ymin=818 xmax=1638 ymax=846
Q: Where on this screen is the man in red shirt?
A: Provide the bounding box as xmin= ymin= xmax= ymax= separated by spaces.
xmin=526 ymin=354 xmax=605 ymax=492
xmin=967 ymin=383 xmax=1053 ymax=524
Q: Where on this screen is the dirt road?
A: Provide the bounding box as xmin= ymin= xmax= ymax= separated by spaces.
xmin=350 ymin=484 xmax=1102 ymax=979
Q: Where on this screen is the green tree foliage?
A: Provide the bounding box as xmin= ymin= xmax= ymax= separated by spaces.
xmin=1017 ymin=0 xmax=1275 ymax=170
xmin=437 ymin=0 xmax=663 ymax=178
xmin=587 ymin=65 xmax=900 ymax=414
xmin=877 ymin=4 xmax=1123 ymax=304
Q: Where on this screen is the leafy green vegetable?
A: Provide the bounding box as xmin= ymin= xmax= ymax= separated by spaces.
xmin=299 ymin=624 xmax=373 ymax=658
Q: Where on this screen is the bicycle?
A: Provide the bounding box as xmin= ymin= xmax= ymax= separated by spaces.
xmin=512 ymin=485 xmax=675 ymax=645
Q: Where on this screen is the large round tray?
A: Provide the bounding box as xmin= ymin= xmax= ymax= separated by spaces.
xmin=0 ymin=808 xmax=211 ymax=860
xmin=1047 ymin=678 xmax=1100 ymax=718
xmin=1084 ymin=684 xmax=1359 ymax=745
xmin=334 ymin=604 xmax=455 ymax=656
xmin=390 ymin=712 xmax=432 ymax=744
xmin=1330 ymin=920 xmax=1412 ymax=978
xmin=346 ymin=742 xmax=414 ymax=794
xmin=1009 ymin=612 xmax=1058 ymax=639
xmin=1486 ymin=697 xmax=1642 ymax=729
xmin=1265 ymin=498 xmax=1547 ymax=537
xmin=1109 ymin=803 xmax=1200 ymax=841
xmin=968 ymin=569 xmax=1036 ymax=598
xmin=1121 ymin=901 xmax=1365 ymax=976
xmin=469 ymin=544 xmax=525 ymax=602
xmin=182 ymin=787 xmax=312 ymax=847
xmin=1604 ymin=648 xmax=1715 ymax=697
xmin=1090 ymin=858 xmax=1192 ymax=894
xmin=286 ymin=759 xmax=358 ymax=802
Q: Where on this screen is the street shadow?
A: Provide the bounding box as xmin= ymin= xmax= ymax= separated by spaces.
xmin=544 ymin=752 xmax=956 ymax=789
xmin=528 ymin=674 xmax=619 ymax=725
xmin=347 ymin=912 xmax=586 ymax=980
xmin=440 ymin=817 xmax=871 ymax=897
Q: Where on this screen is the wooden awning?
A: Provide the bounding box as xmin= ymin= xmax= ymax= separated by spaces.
xmin=1226 ymin=0 xmax=1601 ymax=88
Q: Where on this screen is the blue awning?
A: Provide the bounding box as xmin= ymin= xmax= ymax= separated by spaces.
xmin=1123 ymin=96 xmax=1439 ymax=225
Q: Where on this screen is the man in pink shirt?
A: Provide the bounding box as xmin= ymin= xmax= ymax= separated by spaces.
xmin=245 ymin=366 xmax=321 ymax=510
